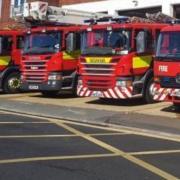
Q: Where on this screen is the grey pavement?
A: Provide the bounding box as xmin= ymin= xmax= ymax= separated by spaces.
xmin=0 ymin=98 xmax=180 ymax=136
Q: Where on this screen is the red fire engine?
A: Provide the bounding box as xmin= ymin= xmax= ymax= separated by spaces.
xmin=153 ymin=23 xmax=180 ymax=107
xmin=77 ymin=17 xmax=167 ymax=103
xmin=20 ymin=26 xmax=81 ymax=96
xmin=20 ymin=1 xmax=106 ymax=96
xmin=0 ymin=30 xmax=24 ymax=93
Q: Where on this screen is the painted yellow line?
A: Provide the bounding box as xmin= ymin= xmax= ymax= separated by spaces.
xmin=0 ymin=154 xmax=117 ymax=164
xmin=130 ymin=149 xmax=180 ymax=156
xmin=53 ymin=121 xmax=179 ymax=180
xmin=0 ymin=122 xmax=52 ymax=124
xmin=0 ymin=132 xmax=128 ymax=139
xmin=91 ymin=132 xmax=130 ymax=136
xmin=0 ymin=134 xmax=77 ymax=139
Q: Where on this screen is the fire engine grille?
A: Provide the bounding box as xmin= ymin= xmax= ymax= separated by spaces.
xmin=81 ymin=62 xmax=117 ymax=90
xmin=22 ymin=60 xmax=48 ymax=83
xmin=81 ymin=63 xmax=116 ymax=76
xmin=160 ymin=77 xmax=180 ymax=88
xmin=85 ymin=79 xmax=113 ymax=91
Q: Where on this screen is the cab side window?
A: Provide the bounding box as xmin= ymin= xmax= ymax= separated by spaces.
xmin=17 ymin=36 xmax=24 ymax=49
xmin=66 ymin=32 xmax=81 ymax=52
xmin=0 ymin=36 xmax=13 ymax=55
xmin=135 ymin=29 xmax=153 ymax=53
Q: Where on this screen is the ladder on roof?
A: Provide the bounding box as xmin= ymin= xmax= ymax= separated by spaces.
xmin=21 ymin=1 xmax=109 ymax=25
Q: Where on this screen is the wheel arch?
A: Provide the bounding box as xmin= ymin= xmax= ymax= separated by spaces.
xmin=1 ymin=66 xmax=20 ymax=89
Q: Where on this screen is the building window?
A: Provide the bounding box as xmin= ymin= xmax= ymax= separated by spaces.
xmin=10 ymin=0 xmax=26 ymax=17
xmin=13 ymin=0 xmax=25 ymax=7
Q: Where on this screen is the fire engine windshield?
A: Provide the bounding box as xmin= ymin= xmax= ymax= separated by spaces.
xmin=23 ymin=32 xmax=61 ymax=55
xmin=81 ymin=29 xmax=131 ymax=56
xmin=156 ymin=32 xmax=180 ymax=60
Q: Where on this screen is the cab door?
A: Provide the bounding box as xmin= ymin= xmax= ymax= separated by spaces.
xmin=0 ymin=35 xmax=13 ymax=71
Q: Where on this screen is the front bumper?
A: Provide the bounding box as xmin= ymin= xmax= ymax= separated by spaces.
xmin=77 ymin=84 xmax=133 ymax=99
xmin=20 ymin=80 xmax=62 ymax=91
xmin=152 ymin=83 xmax=180 ymax=103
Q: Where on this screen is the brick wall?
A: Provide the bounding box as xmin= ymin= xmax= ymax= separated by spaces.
xmin=0 ymin=0 xmax=12 ymax=25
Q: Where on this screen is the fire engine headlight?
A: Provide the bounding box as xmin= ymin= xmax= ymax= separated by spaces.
xmin=48 ymin=73 xmax=62 ymax=81
xmin=116 ymin=78 xmax=132 ymax=87
xmin=20 ymin=75 xmax=24 ymax=81
xmin=78 ymin=78 xmax=83 ymax=86
xmin=154 ymin=77 xmax=160 ymax=83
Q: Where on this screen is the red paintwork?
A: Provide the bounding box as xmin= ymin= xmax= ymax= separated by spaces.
xmin=154 ymin=61 xmax=180 ymax=77
xmin=153 ymin=25 xmax=180 ymax=104
xmin=0 ymin=30 xmax=24 ymax=71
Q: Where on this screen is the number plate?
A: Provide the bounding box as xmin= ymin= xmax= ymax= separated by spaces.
xmin=28 ymin=85 xmax=39 ymax=90
xmin=92 ymin=91 xmax=102 ymax=97
xmin=86 ymin=57 xmax=111 ymax=64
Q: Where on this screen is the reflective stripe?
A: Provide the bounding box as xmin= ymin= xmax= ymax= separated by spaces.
xmin=63 ymin=51 xmax=80 ymax=60
xmin=0 ymin=56 xmax=11 ymax=66
xmin=133 ymin=56 xmax=152 ymax=69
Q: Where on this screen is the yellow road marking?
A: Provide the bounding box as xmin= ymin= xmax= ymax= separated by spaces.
xmin=53 ymin=121 xmax=179 ymax=180
xmin=130 ymin=149 xmax=180 ymax=156
xmin=0 ymin=154 xmax=117 ymax=164
xmin=0 ymin=122 xmax=52 ymax=124
xmin=92 ymin=132 xmax=130 ymax=136
xmin=0 ymin=134 xmax=77 ymax=139
xmin=0 ymin=132 xmax=128 ymax=139
xmin=0 ymin=110 xmax=180 ymax=143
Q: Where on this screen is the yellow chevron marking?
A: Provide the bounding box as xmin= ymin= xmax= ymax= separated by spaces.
xmin=133 ymin=55 xmax=152 ymax=69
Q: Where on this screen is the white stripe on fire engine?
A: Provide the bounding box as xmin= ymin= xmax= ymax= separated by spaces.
xmin=114 ymin=87 xmax=126 ymax=99
xmin=157 ymin=88 xmax=166 ymax=101
xmin=124 ymin=87 xmax=132 ymax=98
xmin=104 ymin=91 xmax=111 ymax=98
xmin=77 ymin=85 xmax=82 ymax=95
xmin=79 ymin=87 xmax=87 ymax=96
xmin=153 ymin=86 xmax=160 ymax=100
xmin=85 ymin=90 xmax=91 ymax=97
xmin=108 ymin=89 xmax=118 ymax=99
xmin=115 ymin=87 xmax=128 ymax=99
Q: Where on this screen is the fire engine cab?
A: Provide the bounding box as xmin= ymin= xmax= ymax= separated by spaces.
xmin=0 ymin=30 xmax=24 ymax=93
xmin=77 ymin=16 xmax=167 ymax=103
xmin=153 ymin=23 xmax=180 ymax=107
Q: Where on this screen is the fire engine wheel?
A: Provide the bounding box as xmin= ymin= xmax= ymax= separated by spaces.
xmin=144 ymin=77 xmax=156 ymax=104
xmin=41 ymin=91 xmax=59 ymax=97
xmin=3 ymin=72 xmax=21 ymax=94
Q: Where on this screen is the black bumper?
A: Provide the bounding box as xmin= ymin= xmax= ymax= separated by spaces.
xmin=20 ymin=81 xmax=62 ymax=91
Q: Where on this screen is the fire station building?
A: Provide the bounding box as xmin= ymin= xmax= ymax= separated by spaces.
xmin=0 ymin=0 xmax=180 ymax=27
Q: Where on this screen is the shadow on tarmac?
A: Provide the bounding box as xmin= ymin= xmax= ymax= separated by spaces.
xmin=161 ymin=105 xmax=180 ymax=115
xmin=86 ymin=98 xmax=148 ymax=106
xmin=31 ymin=92 xmax=78 ymax=99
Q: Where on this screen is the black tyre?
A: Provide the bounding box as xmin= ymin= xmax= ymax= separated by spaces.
xmin=3 ymin=72 xmax=21 ymax=94
xmin=41 ymin=90 xmax=59 ymax=97
xmin=144 ymin=77 xmax=156 ymax=104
